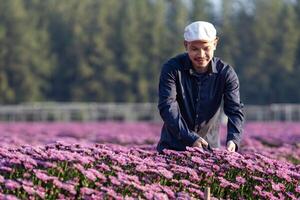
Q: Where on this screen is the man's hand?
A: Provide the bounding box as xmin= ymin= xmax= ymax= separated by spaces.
xmin=226 ymin=140 xmax=236 ymax=152
xmin=193 ymin=137 xmax=208 ymax=148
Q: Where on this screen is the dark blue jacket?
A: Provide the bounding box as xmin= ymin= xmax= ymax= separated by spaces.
xmin=157 ymin=53 xmax=244 ymax=152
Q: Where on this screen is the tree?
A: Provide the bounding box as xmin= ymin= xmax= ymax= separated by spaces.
xmin=0 ymin=0 xmax=53 ymax=103
xmin=69 ymin=0 xmax=119 ymax=102
xmin=236 ymin=0 xmax=284 ymax=104
xmin=216 ymin=0 xmax=241 ymax=66
xmin=162 ymin=0 xmax=189 ymax=58
xmin=270 ymin=3 xmax=299 ymax=102
xmin=141 ymin=0 xmax=166 ymax=102
xmin=190 ymin=0 xmax=211 ymax=22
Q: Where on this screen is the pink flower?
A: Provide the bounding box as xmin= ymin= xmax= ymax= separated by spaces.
xmin=153 ymin=193 xmax=168 ymax=200
xmin=96 ymin=163 xmax=110 ymax=171
xmin=160 ymin=185 xmax=175 ymax=198
xmin=114 ymin=155 xmax=127 ymax=166
xmin=229 ymin=182 xmax=240 ymax=189
xmin=101 ymin=186 xmax=120 ymax=198
xmin=23 ymin=185 xmax=35 ymax=195
xmin=61 ymin=183 xmax=76 ymax=195
xmin=254 ymin=185 xmax=263 ymax=193
xmin=191 ymin=156 xmax=205 ymax=165
xmin=235 ymin=176 xmax=246 ymax=184
xmin=35 ymin=170 xmax=53 ymax=182
xmin=276 ymin=170 xmax=292 ymax=182
xmin=157 ymin=167 xmax=173 ymax=179
xmin=260 ymin=191 xmax=277 ymax=199
xmin=0 ymin=175 xmax=4 ymax=183
xmin=109 ymin=175 xmax=121 ymax=186
xmin=9 ymin=158 xmax=22 ymax=165
xmin=176 ymin=192 xmax=192 ymax=199
xmin=180 ymin=179 xmax=191 ymax=187
xmin=73 ymin=163 xmax=85 ymax=173
xmin=111 ymin=165 xmax=123 ymax=172
xmin=83 ymin=170 xmax=97 ymax=182
xmin=144 ymin=191 xmax=154 ymax=199
xmin=0 ymin=166 xmax=12 ymax=172
xmin=186 ymin=168 xmax=199 ymax=181
xmin=5 ymin=180 xmax=21 ymax=190
xmin=212 ymin=164 xmax=220 ymax=171
xmin=0 ymin=194 xmax=19 ymax=200
xmin=52 ymin=179 xmax=63 ymax=188
xmin=20 ymin=179 xmax=33 ymax=186
xmin=218 ymin=177 xmax=231 ymax=188
xmin=286 ymin=192 xmax=297 ymax=200
xmin=271 ymin=182 xmax=285 ymax=192
xmin=198 ymin=166 xmax=212 ymax=174
xmin=23 ymin=172 xmax=31 ymax=178
xmin=187 ymin=187 xmax=204 ymax=197
xmin=251 ymin=176 xmax=265 ymax=183
xmin=35 ymin=186 xmax=46 ymax=199
xmin=295 ymin=185 xmax=300 ymax=193
xmin=88 ymin=168 xmax=106 ymax=182
xmin=136 ymin=164 xmax=147 ymax=172
xmin=80 ymin=187 xmax=96 ymax=195
xmin=23 ymin=163 xmax=35 ymax=170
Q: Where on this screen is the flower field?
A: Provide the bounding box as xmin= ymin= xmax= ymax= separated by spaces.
xmin=0 ymin=122 xmax=299 ymax=199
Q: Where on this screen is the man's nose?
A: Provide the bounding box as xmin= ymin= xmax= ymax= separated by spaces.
xmin=199 ymin=49 xmax=205 ymax=57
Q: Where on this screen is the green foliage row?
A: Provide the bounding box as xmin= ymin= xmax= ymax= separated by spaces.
xmin=0 ymin=0 xmax=300 ymax=104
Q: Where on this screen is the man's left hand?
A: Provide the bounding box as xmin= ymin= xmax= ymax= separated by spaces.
xmin=226 ymin=140 xmax=236 ymax=152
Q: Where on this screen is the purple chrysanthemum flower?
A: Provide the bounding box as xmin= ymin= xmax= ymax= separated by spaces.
xmin=236 ymin=176 xmax=246 ymax=184
xmin=157 ymin=167 xmax=173 ymax=179
xmin=88 ymin=168 xmax=107 ymax=182
xmin=83 ymin=170 xmax=97 ymax=182
xmin=109 ymin=175 xmax=121 ymax=186
xmin=295 ymin=185 xmax=300 ymax=193
xmin=271 ymin=182 xmax=285 ymax=192
xmin=251 ymin=176 xmax=265 ymax=183
xmin=180 ymin=179 xmax=191 ymax=187
xmin=136 ymin=164 xmax=147 ymax=172
xmin=80 ymin=187 xmax=96 ymax=195
xmin=0 ymin=166 xmax=12 ymax=172
xmin=22 ymin=185 xmax=36 ymax=195
xmin=219 ymin=177 xmax=231 ymax=188
xmin=176 ymin=191 xmax=192 ymax=200
xmin=0 ymin=194 xmax=20 ymax=200
xmin=61 ymin=183 xmax=76 ymax=195
xmin=96 ymin=163 xmax=110 ymax=171
xmin=254 ymin=185 xmax=263 ymax=193
xmin=191 ymin=156 xmax=204 ymax=165
xmin=5 ymin=180 xmax=21 ymax=190
xmin=35 ymin=186 xmax=46 ymax=199
xmin=35 ymin=170 xmax=53 ymax=182
xmin=0 ymin=175 xmax=4 ymax=183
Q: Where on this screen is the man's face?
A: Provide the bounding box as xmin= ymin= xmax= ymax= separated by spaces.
xmin=184 ymin=39 xmax=218 ymax=71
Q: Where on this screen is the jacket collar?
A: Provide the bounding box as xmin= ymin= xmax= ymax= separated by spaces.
xmin=183 ymin=53 xmax=218 ymax=74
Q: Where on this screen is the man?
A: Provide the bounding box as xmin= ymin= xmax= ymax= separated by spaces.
xmin=157 ymin=21 xmax=244 ymax=153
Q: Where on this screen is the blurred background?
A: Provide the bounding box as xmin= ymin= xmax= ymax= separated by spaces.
xmin=0 ymin=0 xmax=300 ymax=122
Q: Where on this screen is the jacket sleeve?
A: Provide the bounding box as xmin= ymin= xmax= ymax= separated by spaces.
xmin=223 ymin=67 xmax=245 ymax=151
xmin=158 ymin=63 xmax=199 ymax=146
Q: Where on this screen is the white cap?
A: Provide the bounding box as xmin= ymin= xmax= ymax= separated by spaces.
xmin=184 ymin=21 xmax=217 ymax=42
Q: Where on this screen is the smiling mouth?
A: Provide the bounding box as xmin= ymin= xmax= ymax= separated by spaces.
xmin=195 ymin=59 xmax=205 ymax=63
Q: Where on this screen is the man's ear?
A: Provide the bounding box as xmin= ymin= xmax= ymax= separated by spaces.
xmin=184 ymin=41 xmax=188 ymax=51
xmin=213 ymin=37 xmax=219 ymax=50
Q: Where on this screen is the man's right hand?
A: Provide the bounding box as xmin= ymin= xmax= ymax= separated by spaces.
xmin=192 ymin=137 xmax=208 ymax=148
